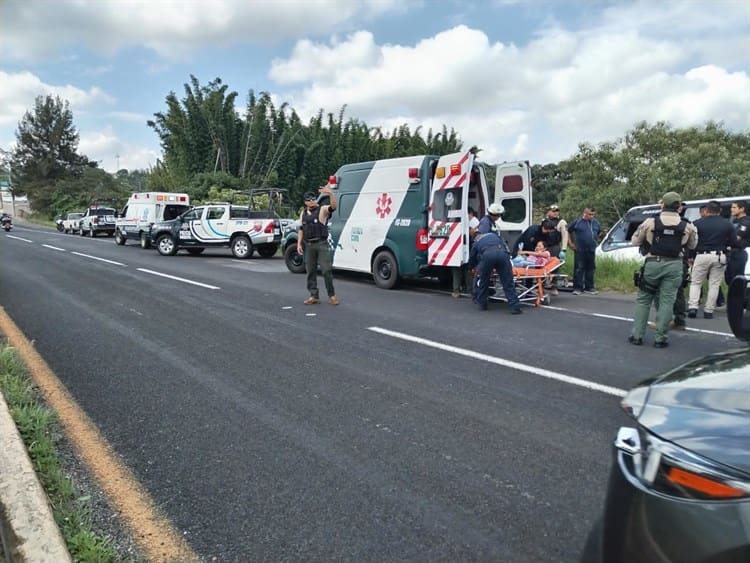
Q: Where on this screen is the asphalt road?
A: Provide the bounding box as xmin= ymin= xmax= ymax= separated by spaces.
xmin=0 ymin=223 xmax=739 ymax=561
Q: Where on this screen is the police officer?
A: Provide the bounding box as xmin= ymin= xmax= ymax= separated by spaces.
xmin=629 ymin=191 xmax=698 ymax=348
xmin=469 ymin=231 xmax=522 ymax=314
xmin=476 ymin=203 xmax=503 ymax=235
xmin=688 ymin=200 xmax=736 ymax=319
xmin=726 ymin=200 xmax=750 ymax=284
xmin=297 ymin=185 xmax=339 ymax=305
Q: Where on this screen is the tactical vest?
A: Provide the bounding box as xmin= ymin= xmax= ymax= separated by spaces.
xmin=650 ymin=217 xmax=687 ymax=257
xmin=544 ymin=217 xmax=562 ymax=246
xmin=302 ymin=206 xmax=328 ymax=241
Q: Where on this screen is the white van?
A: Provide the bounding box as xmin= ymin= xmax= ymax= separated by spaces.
xmin=115 ymin=192 xmax=190 ymax=248
xmin=597 ymin=195 xmax=750 ymax=271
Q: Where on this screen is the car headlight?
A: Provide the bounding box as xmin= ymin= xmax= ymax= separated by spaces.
xmin=615 ymin=426 xmax=750 ymax=501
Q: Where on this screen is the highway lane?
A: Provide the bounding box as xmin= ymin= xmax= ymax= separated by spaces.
xmin=0 ymin=224 xmax=739 ymax=561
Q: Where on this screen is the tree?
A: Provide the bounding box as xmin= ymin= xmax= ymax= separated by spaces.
xmin=12 ymin=95 xmax=93 ymax=213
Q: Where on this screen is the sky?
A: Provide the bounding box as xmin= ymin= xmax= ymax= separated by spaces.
xmin=0 ymin=0 xmax=748 ymax=173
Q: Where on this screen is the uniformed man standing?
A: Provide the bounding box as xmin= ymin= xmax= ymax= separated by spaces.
xmin=476 ymin=203 xmax=504 ymax=235
xmin=542 ymin=205 xmax=568 ymax=260
xmin=469 ymin=231 xmax=522 ymax=314
xmin=688 ymin=200 xmax=735 ymax=319
xmin=297 ymin=185 xmax=339 ymax=305
xmin=726 ymin=200 xmax=750 ymax=284
xmin=629 ymin=192 xmax=698 ymax=348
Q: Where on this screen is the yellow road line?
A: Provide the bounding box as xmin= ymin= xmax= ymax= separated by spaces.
xmin=0 ymin=307 xmax=199 ymax=563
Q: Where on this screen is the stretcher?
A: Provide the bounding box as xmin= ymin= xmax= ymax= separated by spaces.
xmin=489 ymin=257 xmax=567 ymax=307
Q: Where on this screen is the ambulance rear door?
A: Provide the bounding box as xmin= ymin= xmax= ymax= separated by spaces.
xmin=494 ymin=161 xmax=532 ymax=247
xmin=428 ymin=151 xmax=478 ymax=268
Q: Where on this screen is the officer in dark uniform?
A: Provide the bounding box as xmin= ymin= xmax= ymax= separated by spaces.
xmin=510 ymin=220 xmax=556 ymax=258
xmin=726 ymin=200 xmax=750 ymax=284
xmin=630 ymin=192 xmax=698 ymax=347
xmin=469 ymin=231 xmax=522 ymax=314
xmin=688 ymin=200 xmax=736 ymax=318
xmin=476 ymin=203 xmax=503 ymax=235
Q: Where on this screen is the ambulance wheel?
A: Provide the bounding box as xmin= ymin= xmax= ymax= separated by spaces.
xmin=257 ymin=243 xmax=278 ymax=258
xmin=140 ymin=231 xmax=151 ymax=249
xmin=284 ymin=244 xmax=306 ymax=274
xmin=157 ymin=234 xmax=178 ymax=256
xmin=373 ymin=250 xmax=399 ymax=289
xmin=115 ymin=229 xmax=126 ymax=245
xmin=231 ymin=235 xmax=252 ymax=259
xmin=186 ymin=248 xmax=205 ymax=255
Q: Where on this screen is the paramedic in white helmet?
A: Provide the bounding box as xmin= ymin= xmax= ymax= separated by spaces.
xmin=477 ymin=203 xmax=504 ymax=235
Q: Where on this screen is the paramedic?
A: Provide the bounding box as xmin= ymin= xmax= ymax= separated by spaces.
xmin=469 ymin=231 xmax=522 ymax=314
xmin=476 ymin=203 xmax=504 ymax=235
xmin=297 ymin=185 xmax=339 ymax=305
xmin=629 ymin=192 xmax=697 ymax=348
xmin=511 ymin=220 xmax=556 ymax=257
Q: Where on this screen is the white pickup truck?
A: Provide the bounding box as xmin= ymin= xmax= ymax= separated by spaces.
xmin=61 ymin=211 xmax=84 ymax=234
xmin=79 ymin=206 xmax=116 ymax=237
xmin=149 ymin=202 xmax=282 ymax=258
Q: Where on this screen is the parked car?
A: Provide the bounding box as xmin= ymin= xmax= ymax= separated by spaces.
xmin=61 ymin=212 xmax=84 ymax=234
xmin=583 ymin=276 xmax=750 ymax=562
xmin=79 ymin=206 xmax=116 ymax=237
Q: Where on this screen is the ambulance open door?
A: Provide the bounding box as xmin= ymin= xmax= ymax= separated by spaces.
xmin=428 ymin=151 xmax=486 ymax=268
xmin=494 ymin=161 xmax=532 ymax=247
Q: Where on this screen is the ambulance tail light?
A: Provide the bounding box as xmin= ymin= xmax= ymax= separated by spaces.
xmin=179 ymin=196 xmax=187 ymax=202
xmin=416 ymin=228 xmax=429 ymax=251
xmin=450 ymin=164 xmax=461 ymax=176
xmin=408 ymin=167 xmax=420 ymax=184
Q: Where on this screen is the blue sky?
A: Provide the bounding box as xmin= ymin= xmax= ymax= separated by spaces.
xmin=0 ymin=0 xmax=748 ymax=173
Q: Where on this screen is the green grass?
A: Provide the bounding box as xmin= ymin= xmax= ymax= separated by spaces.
xmin=0 ymin=343 xmax=120 ymax=563
xmin=559 ymin=255 xmax=642 ymax=293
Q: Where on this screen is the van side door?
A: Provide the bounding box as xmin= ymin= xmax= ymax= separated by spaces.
xmin=495 ymin=161 xmax=532 ymax=247
xmin=428 ymin=151 xmax=476 ymax=267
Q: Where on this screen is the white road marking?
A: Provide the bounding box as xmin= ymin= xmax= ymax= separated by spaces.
xmin=71 ymin=252 xmax=126 ymax=266
xmin=7 ymin=235 xmax=33 ymax=242
xmin=42 ymin=244 xmax=66 ymax=251
xmin=137 ymin=268 xmax=220 ymax=290
xmin=282 ymin=306 xmax=293 ymax=309
xmin=306 ymin=313 xmax=316 ymax=317
xmin=544 ymin=305 xmax=734 ymax=337
xmin=368 ymin=326 xmax=627 ymax=397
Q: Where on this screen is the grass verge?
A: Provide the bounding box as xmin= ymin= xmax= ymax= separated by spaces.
xmin=0 ymin=342 xmax=120 ymax=562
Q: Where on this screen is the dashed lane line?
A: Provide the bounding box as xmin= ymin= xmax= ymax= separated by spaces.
xmin=6 ymin=234 xmax=33 ymax=243
xmin=42 ymin=244 xmax=66 ymax=251
xmin=368 ymin=326 xmax=627 ymax=398
xmin=70 ymin=251 xmax=126 ymax=266
xmin=137 ymin=268 xmax=221 ymax=290
xmin=0 ymin=307 xmax=200 ymax=562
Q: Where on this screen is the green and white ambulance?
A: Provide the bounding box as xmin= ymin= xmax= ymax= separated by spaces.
xmin=284 ymin=150 xmax=532 ymax=288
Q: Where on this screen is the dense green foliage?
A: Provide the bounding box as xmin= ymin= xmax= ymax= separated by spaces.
xmin=8 ymin=78 xmax=749 ymax=227
xmin=146 ymin=76 xmax=464 ymax=205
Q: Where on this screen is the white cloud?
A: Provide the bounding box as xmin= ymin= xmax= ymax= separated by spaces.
xmin=79 ymin=126 xmax=160 ymax=172
xmin=0 ymin=71 xmax=113 ymax=127
xmin=0 ymin=0 xmax=404 ymax=62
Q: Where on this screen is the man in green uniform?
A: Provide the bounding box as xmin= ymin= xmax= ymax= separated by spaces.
xmin=629 ymin=192 xmax=698 ymax=348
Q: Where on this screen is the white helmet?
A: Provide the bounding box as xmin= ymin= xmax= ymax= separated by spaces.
xmin=488 ymin=203 xmax=504 ymax=216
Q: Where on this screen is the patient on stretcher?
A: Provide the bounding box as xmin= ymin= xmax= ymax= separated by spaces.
xmin=512 ymin=240 xmax=551 ymax=268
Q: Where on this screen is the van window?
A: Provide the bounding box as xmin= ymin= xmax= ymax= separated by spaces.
xmin=432 ymin=188 xmax=462 ymax=222
xmin=337 ymin=194 xmax=354 ymax=220
xmin=500 ymin=198 xmax=527 ymax=224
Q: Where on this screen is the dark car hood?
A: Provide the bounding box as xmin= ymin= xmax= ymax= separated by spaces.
xmin=632 ymin=347 xmax=750 ymax=475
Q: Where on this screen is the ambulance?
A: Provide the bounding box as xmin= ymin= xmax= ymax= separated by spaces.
xmin=115 ymin=192 xmax=191 ymax=248
xmin=283 ymin=150 xmax=532 ymax=288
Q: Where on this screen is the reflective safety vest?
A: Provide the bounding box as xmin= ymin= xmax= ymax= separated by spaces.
xmin=651 ymin=217 xmax=687 ymax=257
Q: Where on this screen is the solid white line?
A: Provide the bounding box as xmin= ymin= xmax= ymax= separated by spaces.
xmin=137 ymin=268 xmax=220 ymax=290
xmin=367 ymin=326 xmax=627 ymax=397
xmin=70 ymin=252 xmax=126 ymax=266
xmin=7 ymin=235 xmax=33 ymax=243
xmin=42 ymin=244 xmax=66 ymax=252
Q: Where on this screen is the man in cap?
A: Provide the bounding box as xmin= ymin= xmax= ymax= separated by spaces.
xmin=629 ymin=191 xmax=697 ymax=348
xmin=543 ymin=205 xmax=568 ymax=260
xmin=476 ymin=203 xmax=504 ymax=235
xmin=297 ymin=184 xmax=339 ymax=305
